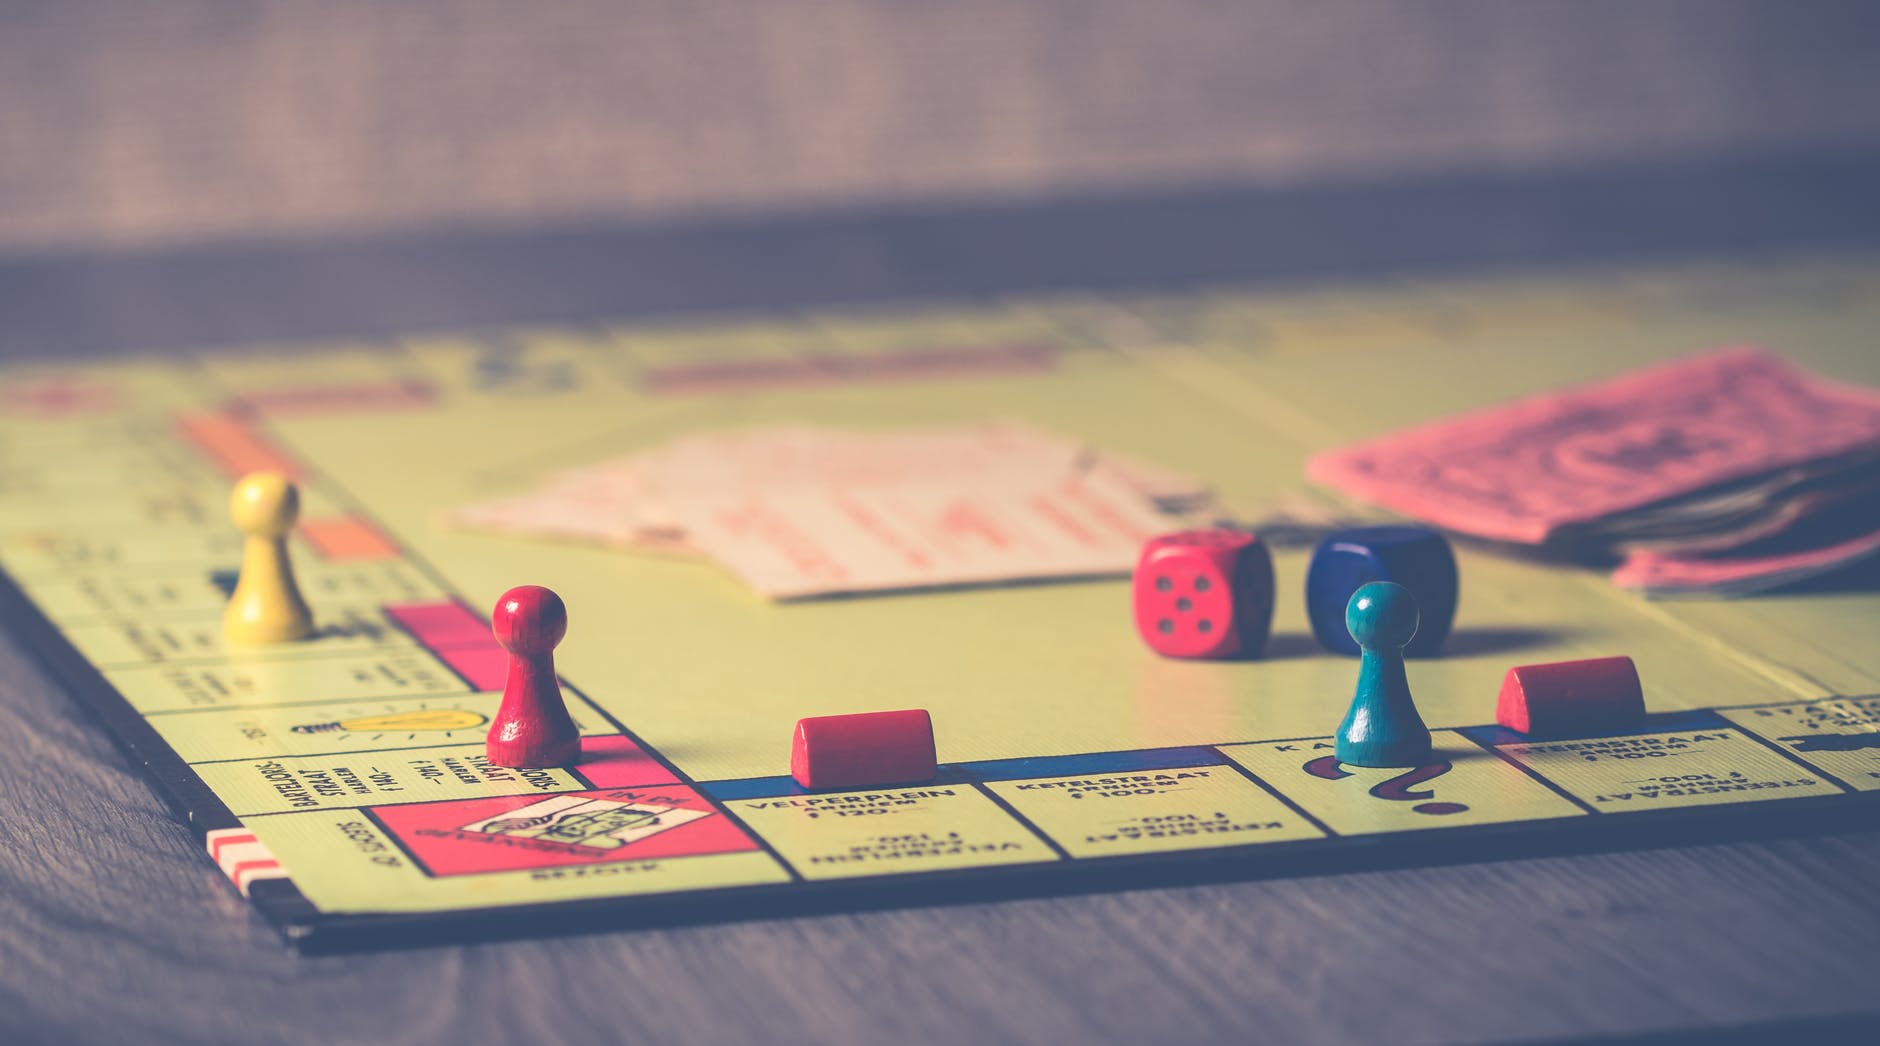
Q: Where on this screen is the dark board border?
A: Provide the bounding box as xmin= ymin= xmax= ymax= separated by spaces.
xmin=6 ymin=149 xmax=1880 ymax=359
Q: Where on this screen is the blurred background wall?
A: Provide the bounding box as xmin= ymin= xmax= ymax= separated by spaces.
xmin=3 ymin=0 xmax=1879 ymax=252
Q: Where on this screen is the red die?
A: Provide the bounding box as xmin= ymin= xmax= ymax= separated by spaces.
xmin=1132 ymin=529 xmax=1275 ymax=659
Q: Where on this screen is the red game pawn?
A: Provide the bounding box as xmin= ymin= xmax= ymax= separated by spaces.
xmin=486 ymin=585 xmax=581 ymax=768
xmin=791 ymin=709 xmax=936 ymax=790
xmin=1496 ymin=655 xmax=1645 ymax=739
xmin=1132 ymin=529 xmax=1275 ymax=659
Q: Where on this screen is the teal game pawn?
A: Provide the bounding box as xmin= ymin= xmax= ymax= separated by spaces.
xmin=1334 ymin=582 xmax=1433 ymax=768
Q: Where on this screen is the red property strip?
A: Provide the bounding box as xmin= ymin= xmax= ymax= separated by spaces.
xmin=640 ymin=343 xmax=1058 ymax=397
xmin=384 ymin=601 xmax=513 ymax=691
xmin=576 ymin=735 xmax=681 ymax=788
xmin=436 ymin=645 xmax=510 ymax=691
xmin=238 ymin=379 xmax=437 ymax=416
xmin=385 ymin=601 xmax=492 ymax=650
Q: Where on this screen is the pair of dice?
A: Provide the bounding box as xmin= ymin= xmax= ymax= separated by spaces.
xmin=1132 ymin=524 xmax=1459 ymax=659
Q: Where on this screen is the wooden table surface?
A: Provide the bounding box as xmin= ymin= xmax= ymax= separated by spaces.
xmin=4 ymin=157 xmax=1879 ymax=1045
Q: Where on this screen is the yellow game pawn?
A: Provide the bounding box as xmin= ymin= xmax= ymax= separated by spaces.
xmin=223 ymin=472 xmax=314 ymax=645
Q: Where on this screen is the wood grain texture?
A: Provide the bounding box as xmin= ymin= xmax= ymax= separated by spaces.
xmin=4 ymin=0 xmax=1880 ymax=251
xmin=3 ymin=168 xmax=1880 ymax=1045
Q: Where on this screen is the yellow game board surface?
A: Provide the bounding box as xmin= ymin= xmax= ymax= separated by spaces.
xmin=3 ymin=251 xmax=1877 ymax=949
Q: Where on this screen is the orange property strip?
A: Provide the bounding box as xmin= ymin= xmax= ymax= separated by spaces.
xmin=300 ymin=516 xmax=402 ymax=561
xmin=384 ymin=600 xmax=490 ymax=648
xmin=175 ymin=411 xmax=301 ymax=478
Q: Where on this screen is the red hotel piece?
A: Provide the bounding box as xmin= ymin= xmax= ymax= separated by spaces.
xmin=790 ymin=709 xmax=937 ymax=790
xmin=1496 ymin=655 xmax=1646 ymax=738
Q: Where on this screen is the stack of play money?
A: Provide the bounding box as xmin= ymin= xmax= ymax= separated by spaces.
xmin=1306 ymin=347 xmax=1880 ymax=597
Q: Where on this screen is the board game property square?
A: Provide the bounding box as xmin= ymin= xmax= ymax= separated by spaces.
xmin=434 ymin=644 xmax=509 ymax=691
xmin=5 ymin=253 xmax=1879 ymax=950
xmin=301 ymin=517 xmax=402 ymax=562
xmin=375 ymin=784 xmax=758 ymax=876
xmin=384 ymin=600 xmax=492 ymax=649
xmin=574 ymin=734 xmax=681 ymax=788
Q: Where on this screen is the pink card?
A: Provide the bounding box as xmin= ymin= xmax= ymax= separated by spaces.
xmin=673 ymin=469 xmax=1170 ymax=599
xmin=446 ymin=421 xmax=1214 ymax=597
xmin=1612 ymin=525 xmax=1880 ymax=595
xmin=1306 ymin=347 xmax=1880 ymax=544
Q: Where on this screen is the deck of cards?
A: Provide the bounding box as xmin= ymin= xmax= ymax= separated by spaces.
xmin=1307 ymin=347 xmax=1880 ymax=597
xmin=449 ymin=421 xmax=1214 ymax=599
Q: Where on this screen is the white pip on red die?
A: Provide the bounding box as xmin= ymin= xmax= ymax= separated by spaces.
xmin=1132 ymin=529 xmax=1275 ymax=659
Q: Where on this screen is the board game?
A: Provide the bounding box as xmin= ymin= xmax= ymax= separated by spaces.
xmin=4 ymin=251 xmax=1879 ymax=952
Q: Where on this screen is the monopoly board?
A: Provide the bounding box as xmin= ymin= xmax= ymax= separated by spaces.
xmin=3 ymin=251 xmax=1879 ymax=951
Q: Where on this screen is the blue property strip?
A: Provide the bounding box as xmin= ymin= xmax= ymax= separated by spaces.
xmin=701 ymin=765 xmax=975 ymax=801
xmin=1460 ymin=709 xmax=1728 ymax=749
xmin=960 ymin=746 xmax=1223 ymax=782
xmin=700 ymin=748 xmax=1224 ymax=799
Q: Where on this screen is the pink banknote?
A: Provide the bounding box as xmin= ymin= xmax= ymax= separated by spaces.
xmin=1306 ymin=347 xmax=1880 ymax=544
xmin=1612 ymin=525 xmax=1880 ymax=596
xmin=448 ymin=421 xmax=1216 ymax=599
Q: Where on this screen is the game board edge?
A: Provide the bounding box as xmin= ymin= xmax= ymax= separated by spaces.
xmin=8 ymin=552 xmax=1880 ymax=953
xmin=0 ymin=563 xmax=310 ymax=941
xmin=280 ymin=790 xmax=1880 ymax=953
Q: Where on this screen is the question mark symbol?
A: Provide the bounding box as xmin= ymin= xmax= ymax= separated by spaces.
xmin=1303 ymin=755 xmax=1468 ymax=816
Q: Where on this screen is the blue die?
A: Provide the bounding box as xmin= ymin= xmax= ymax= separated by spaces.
xmin=1306 ymin=525 xmax=1458 ymax=656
